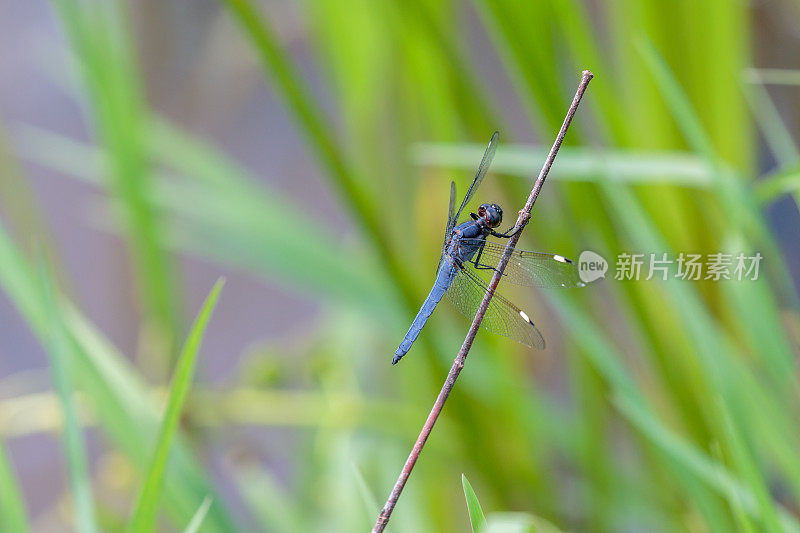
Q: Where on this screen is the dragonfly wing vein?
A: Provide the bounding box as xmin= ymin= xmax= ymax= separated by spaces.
xmin=461 ymin=239 xmax=584 ymax=288
xmin=438 ymin=181 xmax=458 ymax=272
xmin=452 ymin=132 xmax=498 ymax=225
xmin=446 ymin=263 xmax=545 ymax=350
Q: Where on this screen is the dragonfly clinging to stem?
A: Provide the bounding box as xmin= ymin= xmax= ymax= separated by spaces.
xmin=393 ymin=131 xmax=587 ymax=365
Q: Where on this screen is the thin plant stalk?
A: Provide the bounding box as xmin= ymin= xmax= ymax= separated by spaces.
xmin=372 ymin=70 xmax=594 ymax=532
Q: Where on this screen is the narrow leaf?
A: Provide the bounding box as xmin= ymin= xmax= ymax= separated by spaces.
xmin=413 ymin=143 xmax=717 ymax=188
xmin=51 ymin=0 xmax=180 ymax=343
xmin=352 ymin=463 xmax=380 ymax=528
xmin=756 ymin=166 xmax=800 ymax=203
xmin=0 ymin=439 xmax=30 ymax=533
xmin=716 ymin=400 xmax=783 ymax=533
xmin=462 ymin=474 xmax=488 ymax=533
xmin=14 ymin=124 xmax=399 ymax=319
xmin=127 ymin=279 xmax=225 ymax=533
xmin=183 ymin=496 xmax=213 ymax=533
xmin=485 ymin=512 xmax=565 ymax=533
xmin=37 ymin=260 xmax=98 ymax=533
xmin=745 ymin=69 xmax=800 ymax=86
xmin=614 ymin=394 xmax=800 ymax=533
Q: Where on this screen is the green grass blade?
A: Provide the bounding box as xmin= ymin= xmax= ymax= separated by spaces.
xmin=183 ymin=496 xmax=213 ymax=533
xmin=711 ymin=442 xmax=757 ymax=533
xmin=413 ymin=142 xmax=717 ymax=187
xmin=715 ymin=399 xmax=783 ymax=533
xmin=14 ymin=124 xmax=398 ymax=318
xmin=0 ymin=439 xmax=30 ymax=533
xmin=352 ymin=463 xmax=379 ymax=528
xmin=743 ymin=80 xmax=799 ymax=166
xmin=62 ymin=305 xmax=239 ymax=532
xmin=470 ymin=0 xmax=564 ymax=134
xmin=219 ymin=0 xmax=381 ymax=243
xmin=636 ymin=36 xmax=770 ymax=244
xmin=549 ymin=0 xmax=626 ymax=144
xmin=51 ymin=0 xmax=180 ymax=347
xmin=396 ymin=0 xmax=503 ymax=132
xmin=484 ymin=512 xmax=565 ymax=533
xmin=636 ymin=37 xmax=719 ymax=164
xmin=462 ymin=474 xmax=488 ymax=533
xmin=0 ymin=120 xmax=62 ymax=265
xmin=745 ymin=69 xmax=800 ymax=86
xmin=757 ymin=166 xmax=800 ymax=203
xmin=614 ymin=394 xmax=800 ymax=533
xmin=547 ymin=295 xmax=641 ymax=401
xmin=127 ymin=279 xmax=225 ymax=533
xmin=0 ymin=217 xmax=238 ymax=531
xmin=220 ymin=0 xmax=421 ymax=320
xmin=37 ymin=260 xmax=98 ymax=533
xmin=234 ymin=466 xmax=304 ymax=533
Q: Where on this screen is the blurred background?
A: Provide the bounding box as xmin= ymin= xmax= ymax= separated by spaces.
xmin=1 ymin=0 xmax=800 ymax=531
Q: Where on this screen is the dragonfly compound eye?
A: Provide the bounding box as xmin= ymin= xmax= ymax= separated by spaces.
xmin=486 ymin=203 xmax=503 ymax=228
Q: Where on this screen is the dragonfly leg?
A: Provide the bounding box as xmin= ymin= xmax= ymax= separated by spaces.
xmin=470 ymin=242 xmax=506 ymax=275
xmin=471 ymin=241 xmax=489 ymax=268
xmin=490 ymin=225 xmax=521 ymax=239
xmin=472 ymin=260 xmax=505 ymax=274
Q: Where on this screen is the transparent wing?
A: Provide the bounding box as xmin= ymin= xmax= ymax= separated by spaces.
xmin=460 ymin=239 xmax=585 ymax=288
xmin=452 ymin=131 xmax=499 ymax=225
xmin=442 ymin=181 xmax=457 ymax=248
xmin=437 ymin=181 xmax=457 ymax=271
xmin=445 ymin=180 xmax=457 ymax=237
xmin=446 ymin=262 xmax=545 ymax=350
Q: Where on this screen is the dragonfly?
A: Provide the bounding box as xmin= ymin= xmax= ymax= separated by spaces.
xmin=393 ymin=131 xmax=586 ymax=365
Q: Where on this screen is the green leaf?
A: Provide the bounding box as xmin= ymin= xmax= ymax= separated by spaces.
xmin=0 ymin=218 xmax=238 ymax=532
xmin=484 ymin=512 xmax=565 ymax=533
xmin=352 ymin=463 xmax=380 ymax=528
xmin=37 ymin=260 xmax=99 ymax=533
xmin=220 ymin=0 xmax=420 ymax=323
xmin=219 ymin=0 xmax=383 ymax=248
xmin=51 ymin=0 xmax=181 ymax=345
xmin=614 ymin=394 xmax=800 ymax=533
xmin=745 ymin=68 xmax=800 ymax=86
xmin=471 ymin=0 xmax=565 ymax=135
xmin=743 ymin=77 xmax=799 ymax=166
xmin=756 ymin=166 xmax=800 ymax=203
xmin=715 ymin=399 xmax=783 ymax=533
xmin=0 ymin=120 xmax=61 ymax=264
xmin=234 ymin=466 xmax=303 ymax=533
xmin=413 ymin=142 xmax=717 ymax=187
xmin=0 ymin=439 xmax=30 ymax=533
xmin=14 ymin=124 xmax=399 ymax=320
xmin=127 ymin=279 xmax=225 ymax=533
xmin=462 ymin=474 xmax=488 ymax=533
xmin=183 ymin=496 xmax=213 ymax=533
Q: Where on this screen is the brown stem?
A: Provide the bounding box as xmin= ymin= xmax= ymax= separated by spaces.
xmin=373 ymin=70 xmax=594 ymax=532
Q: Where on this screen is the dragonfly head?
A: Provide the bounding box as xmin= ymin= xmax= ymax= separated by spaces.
xmin=478 ymin=203 xmax=503 ymax=228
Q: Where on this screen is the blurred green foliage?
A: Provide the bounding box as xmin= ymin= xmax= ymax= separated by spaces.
xmin=0 ymin=0 xmax=799 ymax=531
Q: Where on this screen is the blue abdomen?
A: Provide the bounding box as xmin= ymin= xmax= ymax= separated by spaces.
xmin=393 ymin=261 xmax=458 ymax=364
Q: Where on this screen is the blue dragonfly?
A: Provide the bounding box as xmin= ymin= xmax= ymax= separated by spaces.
xmin=393 ymin=132 xmax=585 ymax=364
